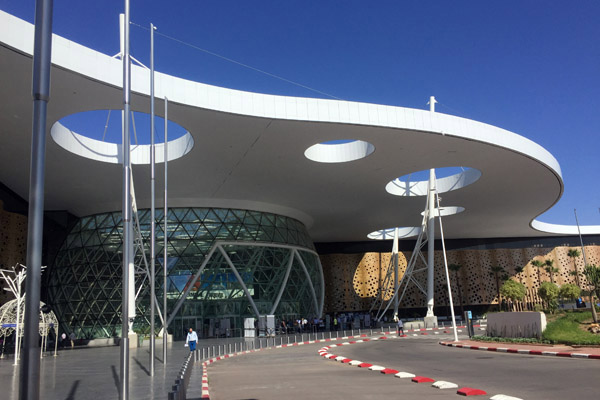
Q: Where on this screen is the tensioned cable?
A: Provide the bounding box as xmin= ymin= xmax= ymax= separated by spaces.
xmin=435 ymin=101 xmax=472 ymax=119
xmin=130 ymin=21 xmax=342 ymax=100
xmin=102 ymin=110 xmax=111 ymax=142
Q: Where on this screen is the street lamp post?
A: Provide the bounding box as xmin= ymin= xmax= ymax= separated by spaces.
xmin=20 ymin=1 xmax=53 ymax=399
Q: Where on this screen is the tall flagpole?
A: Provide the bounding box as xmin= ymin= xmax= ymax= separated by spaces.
xmin=149 ymin=22 xmax=156 ymax=376
xmin=120 ymin=1 xmax=132 ymax=399
xmin=163 ymin=97 xmax=168 ymax=364
xmin=20 ymin=1 xmax=53 ymax=399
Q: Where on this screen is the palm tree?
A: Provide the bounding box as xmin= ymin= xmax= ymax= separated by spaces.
xmin=531 ymin=259 xmax=544 ymax=283
xmin=514 ymin=266 xmax=525 ymax=285
xmin=544 ymin=259 xmax=559 ymax=284
xmin=567 ymin=249 xmax=581 ymax=287
xmin=514 ymin=266 xmax=526 ymax=310
xmin=490 ymin=266 xmax=506 ymax=310
xmin=448 ymin=263 xmax=465 ymax=316
xmin=583 ymin=265 xmax=600 ymax=323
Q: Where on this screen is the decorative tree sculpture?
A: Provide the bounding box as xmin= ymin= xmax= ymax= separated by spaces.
xmin=0 ymin=264 xmax=57 ymax=364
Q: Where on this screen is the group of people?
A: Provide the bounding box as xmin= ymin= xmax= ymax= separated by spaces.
xmin=279 ymin=317 xmax=323 ymax=334
xmin=332 ymin=312 xmax=374 ymax=331
xmin=59 ymin=332 xmax=77 ymax=349
xmin=183 ymin=315 xmax=405 ymax=353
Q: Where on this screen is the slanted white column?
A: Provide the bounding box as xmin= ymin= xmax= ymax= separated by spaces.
xmin=393 ymin=227 xmax=399 ymax=320
xmin=426 ymin=168 xmax=436 ymax=318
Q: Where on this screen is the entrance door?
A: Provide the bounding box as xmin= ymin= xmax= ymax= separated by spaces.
xmin=178 ymin=316 xmax=198 ymax=340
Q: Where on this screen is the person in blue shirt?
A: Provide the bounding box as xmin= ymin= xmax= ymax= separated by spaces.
xmin=186 ymin=328 xmax=198 ymax=352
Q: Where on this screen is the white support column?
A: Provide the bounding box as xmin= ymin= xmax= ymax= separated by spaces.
xmin=426 ymin=168 xmax=436 ymax=318
xmin=293 ymin=249 xmax=320 ymax=317
xmin=14 ymin=274 xmax=22 ymax=366
xmin=436 ymin=193 xmax=459 ymax=342
xmin=392 ymin=227 xmax=399 ymax=321
xmin=269 ymin=250 xmax=295 ymax=315
xmin=217 ymin=245 xmax=261 ymax=318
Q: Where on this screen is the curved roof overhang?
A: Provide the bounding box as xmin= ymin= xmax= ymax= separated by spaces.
xmin=1 ymin=10 xmax=595 ymax=242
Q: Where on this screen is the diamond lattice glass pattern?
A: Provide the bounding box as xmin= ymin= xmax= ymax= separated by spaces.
xmin=46 ymin=208 xmax=321 ymax=339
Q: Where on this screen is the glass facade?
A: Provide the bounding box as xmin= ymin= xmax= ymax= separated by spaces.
xmin=46 ymin=208 xmax=323 ymax=340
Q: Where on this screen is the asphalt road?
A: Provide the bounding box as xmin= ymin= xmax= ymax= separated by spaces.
xmin=327 ymin=335 xmax=600 ymax=400
xmin=206 ymin=334 xmax=600 ymax=400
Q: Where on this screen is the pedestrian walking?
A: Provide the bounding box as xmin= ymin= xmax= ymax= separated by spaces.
xmin=60 ymin=332 xmax=67 ymax=348
xmin=69 ymin=332 xmax=76 ymax=349
xmin=185 ymin=327 xmax=198 ymax=352
xmin=397 ymin=318 xmax=404 ymax=335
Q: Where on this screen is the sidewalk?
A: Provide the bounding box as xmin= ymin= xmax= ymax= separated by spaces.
xmin=439 ymin=339 xmax=600 ymax=359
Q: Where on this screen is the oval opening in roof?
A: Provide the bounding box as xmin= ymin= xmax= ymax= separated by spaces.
xmin=304 ymin=139 xmax=375 ymax=163
xmin=59 ymin=109 xmax=188 ymax=144
xmin=385 ymin=167 xmax=481 ymax=197
xmin=51 ymin=110 xmax=194 ymax=165
xmin=367 ymin=227 xmax=421 ymax=240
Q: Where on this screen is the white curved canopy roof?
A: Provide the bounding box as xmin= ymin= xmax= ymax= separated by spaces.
xmin=1 ymin=10 xmax=596 ymax=242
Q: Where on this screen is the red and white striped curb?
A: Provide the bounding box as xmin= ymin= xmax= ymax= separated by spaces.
xmin=318 ymin=334 xmax=522 ymax=398
xmin=439 ymin=341 xmax=600 ymax=360
xmin=201 ymin=363 xmax=209 ymax=399
xmin=379 ymin=324 xmax=488 ymax=337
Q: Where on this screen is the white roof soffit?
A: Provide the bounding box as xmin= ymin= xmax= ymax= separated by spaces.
xmin=1 ymin=9 xmax=597 ymax=241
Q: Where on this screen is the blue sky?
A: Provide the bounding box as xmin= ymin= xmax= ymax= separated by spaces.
xmin=2 ymin=1 xmax=599 ymax=227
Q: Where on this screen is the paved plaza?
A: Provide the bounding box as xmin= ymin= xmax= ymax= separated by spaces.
xmin=0 ymin=343 xmax=193 ymax=400
xmin=4 ymin=327 xmax=598 ymax=400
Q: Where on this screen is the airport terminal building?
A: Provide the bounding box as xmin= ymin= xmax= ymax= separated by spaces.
xmin=1 ymin=10 xmax=599 ymax=340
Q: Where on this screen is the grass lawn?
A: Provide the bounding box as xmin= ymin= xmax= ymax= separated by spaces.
xmin=542 ymin=311 xmax=600 ymax=346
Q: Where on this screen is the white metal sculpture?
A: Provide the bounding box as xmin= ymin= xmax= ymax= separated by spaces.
xmin=0 ymin=264 xmax=59 ymax=364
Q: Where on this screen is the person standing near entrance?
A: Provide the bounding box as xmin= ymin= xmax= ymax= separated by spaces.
xmin=185 ymin=327 xmax=198 ymax=352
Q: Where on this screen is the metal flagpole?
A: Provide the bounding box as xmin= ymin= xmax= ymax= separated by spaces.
xmin=163 ymin=97 xmax=168 ymax=364
xmin=120 ymin=1 xmax=132 ymax=399
xmin=20 ymin=1 xmax=53 ymax=399
xmin=149 ymin=22 xmax=156 ymax=376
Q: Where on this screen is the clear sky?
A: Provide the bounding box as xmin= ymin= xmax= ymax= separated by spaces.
xmin=2 ymin=1 xmax=599 ymax=227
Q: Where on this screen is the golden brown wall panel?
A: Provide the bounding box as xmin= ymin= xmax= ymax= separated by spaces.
xmin=320 ymin=245 xmax=600 ymax=313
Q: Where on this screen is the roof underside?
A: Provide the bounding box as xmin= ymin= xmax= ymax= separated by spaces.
xmin=0 ymin=11 xmax=570 ymax=242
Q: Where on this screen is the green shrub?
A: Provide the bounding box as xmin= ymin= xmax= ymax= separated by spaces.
xmin=472 ymin=335 xmax=550 ymax=345
xmin=500 ymin=280 xmax=526 ymax=302
xmin=473 ymin=311 xmax=600 ymax=346
xmin=559 ymin=284 xmax=581 ymax=300
xmin=538 ymin=282 xmax=559 ymax=313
